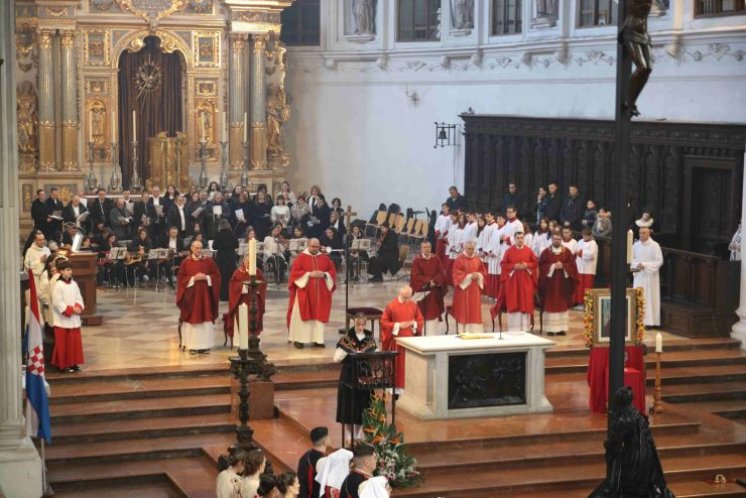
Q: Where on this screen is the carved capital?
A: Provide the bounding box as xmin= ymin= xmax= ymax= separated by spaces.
xmin=37 ymin=29 xmax=54 ymax=49
xmin=60 ymin=30 xmax=76 ymax=48
xmin=251 ymin=34 xmax=267 ymax=54
xmin=230 ymin=32 xmax=247 ymax=52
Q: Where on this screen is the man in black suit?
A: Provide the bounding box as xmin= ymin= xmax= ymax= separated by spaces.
xmin=62 ymin=194 xmax=89 ymax=234
xmin=545 ymin=182 xmax=562 ymax=223
xmin=155 ymin=225 xmax=184 ymax=287
xmin=167 ymin=194 xmax=191 ymax=238
xmin=132 ymin=190 xmax=155 ymax=236
xmin=148 ymin=186 xmax=167 ymax=242
xmin=109 ymin=197 xmax=133 ymax=240
xmin=90 ymin=189 xmax=112 ymax=228
xmin=501 ymin=183 xmax=523 ymax=217
xmin=445 ymin=185 xmax=466 ymax=213
xmin=44 ymin=187 xmax=64 ymax=242
xmin=560 ymin=184 xmax=584 ymax=231
xmin=31 ymin=189 xmax=50 ymax=238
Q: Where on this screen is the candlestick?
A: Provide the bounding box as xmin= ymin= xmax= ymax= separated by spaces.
xmin=132 ymin=110 xmax=136 ymax=137
xmin=655 ymin=332 xmax=662 ymax=353
xmin=652 ymin=351 xmax=663 ymax=414
xmin=89 ymin=114 xmax=94 ymax=143
xmin=243 ymin=112 xmax=248 ymax=142
xmin=222 ymin=111 xmax=227 ymax=142
xmin=248 ymin=239 xmax=257 ymax=276
xmin=626 ymin=229 xmax=633 ymax=265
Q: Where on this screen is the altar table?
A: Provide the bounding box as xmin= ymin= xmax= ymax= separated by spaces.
xmin=395 ymin=333 xmax=555 ymax=420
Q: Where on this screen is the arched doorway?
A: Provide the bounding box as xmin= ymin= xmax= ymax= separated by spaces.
xmin=118 ymin=35 xmax=185 ymax=187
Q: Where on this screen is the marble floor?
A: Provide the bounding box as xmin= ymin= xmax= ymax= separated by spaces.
xmin=81 ymin=278 xmax=683 ymax=371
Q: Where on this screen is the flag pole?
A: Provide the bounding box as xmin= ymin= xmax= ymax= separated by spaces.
xmin=41 ymin=439 xmax=47 ymax=493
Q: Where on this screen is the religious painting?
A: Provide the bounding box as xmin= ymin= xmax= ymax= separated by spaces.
xmin=86 ymin=79 xmax=109 ymax=96
xmin=584 ymin=288 xmax=644 ymax=347
xmin=84 ymin=30 xmax=111 ymax=66
xmin=195 ymin=80 xmax=217 ymax=97
xmin=448 ymin=352 xmax=526 ymax=409
xmin=193 ymin=31 xmax=220 ymax=67
xmin=183 ymin=0 xmax=213 ymax=14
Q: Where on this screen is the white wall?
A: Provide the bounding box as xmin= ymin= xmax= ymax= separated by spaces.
xmin=283 ymin=1 xmax=746 ymax=217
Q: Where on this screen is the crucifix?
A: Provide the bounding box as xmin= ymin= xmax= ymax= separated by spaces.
xmin=344 ymin=205 xmax=358 ymax=231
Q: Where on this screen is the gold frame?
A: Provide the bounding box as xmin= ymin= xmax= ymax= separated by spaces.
xmin=583 ymin=288 xmax=645 ymax=347
xmin=195 ymin=79 xmax=217 ymax=97
xmin=116 ymin=0 xmax=188 ymax=25
xmin=193 ymin=31 xmax=220 ymax=67
xmin=84 ymin=29 xmax=111 ymax=66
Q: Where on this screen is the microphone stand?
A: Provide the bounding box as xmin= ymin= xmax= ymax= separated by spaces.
xmin=339 ymin=233 xmax=351 ymax=335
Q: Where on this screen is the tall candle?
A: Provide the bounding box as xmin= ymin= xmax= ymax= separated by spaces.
xmin=238 ymin=303 xmax=249 ymax=349
xmin=243 ymin=112 xmax=248 ymax=142
xmin=626 ymin=229 xmax=633 ymax=265
xmin=248 ymin=239 xmax=257 ymax=276
xmin=200 ymin=112 xmax=206 ymax=142
xmin=112 ymin=111 xmax=117 ymax=139
xmin=132 ymin=110 xmax=136 ymax=137
xmin=655 ymin=332 xmax=663 ymax=353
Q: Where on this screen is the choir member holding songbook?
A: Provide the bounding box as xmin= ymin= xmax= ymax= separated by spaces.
xmin=176 ymin=239 xmax=221 ymax=354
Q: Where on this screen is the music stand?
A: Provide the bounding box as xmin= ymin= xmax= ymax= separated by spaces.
xmin=339 ymin=351 xmax=398 ymax=449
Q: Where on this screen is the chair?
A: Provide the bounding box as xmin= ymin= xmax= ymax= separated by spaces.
xmin=365 ymin=210 xmax=388 ymax=237
xmin=489 ymin=292 xmax=543 ymax=333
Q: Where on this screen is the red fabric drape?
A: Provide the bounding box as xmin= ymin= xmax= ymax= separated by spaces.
xmin=118 ymin=36 xmax=183 ymax=187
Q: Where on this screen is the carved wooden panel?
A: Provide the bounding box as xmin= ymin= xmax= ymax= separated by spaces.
xmin=462 ymin=115 xmax=746 ymax=252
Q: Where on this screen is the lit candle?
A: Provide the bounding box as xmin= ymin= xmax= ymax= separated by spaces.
xmin=238 ymin=303 xmax=249 ymax=349
xmin=655 ymin=332 xmax=663 ymax=353
xmin=626 ymin=229 xmax=633 ymax=265
xmin=112 ymin=111 xmax=117 ymax=139
xmin=132 ymin=110 xmax=136 ymax=137
xmin=243 ymin=112 xmax=248 ymax=142
xmin=248 ymin=239 xmax=257 ymax=276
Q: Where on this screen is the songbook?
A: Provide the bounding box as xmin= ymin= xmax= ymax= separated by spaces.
xmin=288 ymin=238 xmax=308 ymax=252
xmin=212 ymin=205 xmax=222 ymax=217
xmin=76 ymin=211 xmax=90 ymax=223
xmin=237 ymin=242 xmax=247 ymax=256
xmin=155 ymin=205 xmax=164 ymax=216
xmin=235 ymin=209 xmax=246 ymax=223
xmin=208 ymin=239 xmax=214 ymax=251
xmin=50 ymin=210 xmax=63 ymax=221
xmin=78 ymin=197 xmax=88 ymax=207
xmin=141 ymin=214 xmax=149 ymax=224
xmin=191 ymin=206 xmax=205 ymax=218
xmin=351 ymin=239 xmax=371 ymax=251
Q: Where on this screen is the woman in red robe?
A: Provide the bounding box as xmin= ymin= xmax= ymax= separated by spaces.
xmin=225 ymin=255 xmax=267 ymax=346
xmin=176 ymin=240 xmax=221 ymax=353
xmin=451 ymin=242 xmax=486 ymax=333
xmin=409 ymin=241 xmax=447 ymax=335
xmin=499 ymin=232 xmax=538 ymax=332
xmin=380 ymin=286 xmax=424 ymax=391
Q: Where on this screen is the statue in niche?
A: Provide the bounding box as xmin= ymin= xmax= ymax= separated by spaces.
xmin=17 ymin=81 xmax=38 ymax=171
xmin=351 ymin=0 xmax=375 ymax=35
xmin=451 ymin=0 xmax=474 ymax=30
xmin=266 ymin=83 xmax=290 ymax=166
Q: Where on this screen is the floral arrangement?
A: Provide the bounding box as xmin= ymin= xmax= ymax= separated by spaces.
xmin=361 ymin=393 xmax=421 ymax=488
xmin=582 ymin=288 xmax=646 ymax=348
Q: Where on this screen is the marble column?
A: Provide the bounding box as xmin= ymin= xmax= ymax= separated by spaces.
xmin=229 ymin=33 xmax=247 ymax=170
xmin=249 ymin=34 xmax=267 ymax=170
xmin=37 ymin=28 xmax=56 ymax=171
xmin=0 ymin=3 xmax=44 ymax=496
xmin=731 ymin=150 xmax=746 ymax=350
xmin=60 ymin=30 xmax=79 ymax=171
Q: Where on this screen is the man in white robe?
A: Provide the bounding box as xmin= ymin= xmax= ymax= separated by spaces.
xmin=632 ymin=227 xmax=664 ymax=327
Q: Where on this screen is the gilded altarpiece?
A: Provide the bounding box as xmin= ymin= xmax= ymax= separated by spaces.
xmin=15 ymin=0 xmax=294 ymax=232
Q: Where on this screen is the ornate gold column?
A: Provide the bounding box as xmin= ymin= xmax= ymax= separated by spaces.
xmin=60 ymin=30 xmax=78 ymax=171
xmin=249 ymin=34 xmax=267 ymax=170
xmin=229 ymin=33 xmax=247 ymax=170
xmin=37 ymin=28 xmax=56 ymax=171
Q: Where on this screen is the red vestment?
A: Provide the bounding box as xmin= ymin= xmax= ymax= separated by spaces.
xmin=176 ymin=256 xmax=221 ymax=324
xmin=225 ymin=266 xmax=267 ymax=337
xmin=499 ymin=245 xmax=538 ymax=314
xmin=451 ymin=254 xmax=486 ymax=325
xmin=539 ymin=246 xmax=578 ymax=312
xmin=380 ymin=297 xmax=424 ymax=389
xmin=287 ymin=251 xmax=337 ymax=327
xmin=409 ymin=255 xmax=447 ymax=321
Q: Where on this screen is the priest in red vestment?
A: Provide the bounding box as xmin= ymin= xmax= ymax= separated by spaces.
xmin=409 ymin=241 xmax=447 ymax=335
xmin=225 ymin=253 xmax=267 ymax=344
xmin=176 ymin=240 xmax=221 ymax=353
xmin=499 ymin=232 xmax=538 ymax=331
xmin=380 ymin=285 xmax=424 ymax=391
xmin=452 ymin=241 xmax=486 ymax=333
xmin=539 ymin=233 xmax=578 ymax=336
xmin=287 ymin=238 xmax=337 ymax=348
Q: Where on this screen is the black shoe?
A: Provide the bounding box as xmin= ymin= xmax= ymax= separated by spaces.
xmin=314 ymin=343 xmax=326 ymax=348
xmin=198 ymin=349 xmax=211 ymax=354
xmin=558 ymin=331 xmax=567 ymax=336
xmin=71 ymin=365 xmax=81 ymax=372
xmin=65 ymin=367 xmax=76 ymax=373
xmin=189 ymin=349 xmax=197 ymax=355
xmin=294 ymin=342 xmax=304 ymax=349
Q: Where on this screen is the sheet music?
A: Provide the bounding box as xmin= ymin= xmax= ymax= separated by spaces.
xmin=76 ymin=211 xmax=90 ymax=223
xmin=71 ymin=233 xmax=84 ymax=253
xmin=237 ymin=242 xmax=247 ymax=256
xmin=235 ymin=209 xmax=246 ymax=223
xmin=147 ymin=249 xmax=161 ymax=260
xmin=78 ymin=197 xmax=88 ymax=207
xmin=351 ymin=239 xmax=371 ymax=251
xmin=191 ymin=206 xmax=205 ymax=218
xmin=212 ymin=205 xmax=222 ymax=216
xmin=50 ymin=210 xmax=63 ymax=221
xmin=155 ymin=205 xmax=163 ymax=216
xmin=125 ymin=202 xmax=134 ymax=214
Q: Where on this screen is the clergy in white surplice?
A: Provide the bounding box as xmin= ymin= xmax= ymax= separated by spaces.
xmin=632 ymin=227 xmax=664 ymax=327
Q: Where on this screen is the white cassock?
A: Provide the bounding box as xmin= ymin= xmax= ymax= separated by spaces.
xmin=447 ymin=226 xmax=465 ymax=261
xmin=632 ymin=238 xmax=664 ymax=326
xmin=575 ymin=239 xmax=598 ymax=276
xmin=561 ymin=238 xmax=577 ymax=253
xmin=463 ymin=222 xmax=478 ymax=243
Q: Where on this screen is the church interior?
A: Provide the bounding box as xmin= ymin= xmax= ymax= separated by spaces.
xmin=2 ymin=0 xmax=746 ymax=497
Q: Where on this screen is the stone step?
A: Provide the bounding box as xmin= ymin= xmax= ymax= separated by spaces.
xmin=52 ymin=412 xmax=236 ymax=445
xmin=45 ymin=433 xmax=236 ymax=467
xmin=645 ymin=364 xmax=746 ymax=386
xmin=663 ymin=381 xmax=746 ymax=404
xmin=392 ymin=451 xmax=746 ymax=497
xmin=49 ymin=370 xmax=340 ymax=405
xmin=50 ymin=393 xmax=232 ymax=425
xmin=50 ymin=476 xmax=185 ymax=498
xmin=694 ymin=400 xmax=746 ymax=420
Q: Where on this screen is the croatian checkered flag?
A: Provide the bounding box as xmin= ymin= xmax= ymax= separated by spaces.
xmin=25 ymin=270 xmax=51 ymax=443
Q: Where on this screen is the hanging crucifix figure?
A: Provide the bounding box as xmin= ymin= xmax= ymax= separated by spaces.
xmin=619 ymin=0 xmax=653 ymax=117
